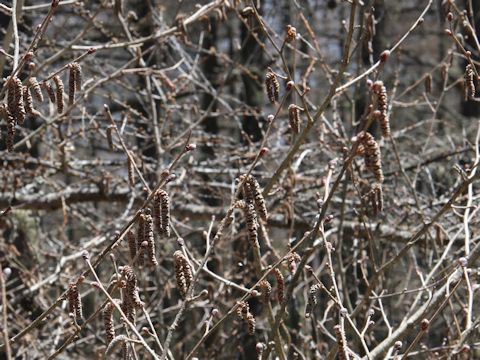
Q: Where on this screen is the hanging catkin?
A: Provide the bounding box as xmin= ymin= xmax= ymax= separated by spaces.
xmin=53 ymin=75 xmax=64 ymax=114
xmin=288 ymin=104 xmax=301 ymax=134
xmin=122 ymin=265 xmax=143 ymax=308
xmin=465 ymin=64 xmax=475 ymax=98
xmin=265 ymin=69 xmax=279 ymax=103
xmin=67 ymin=283 xmax=83 ymax=320
xmin=103 ymin=301 xmax=116 ymax=344
xmin=144 ymin=211 xmax=158 ymax=266
xmin=136 ymin=213 xmax=146 ymax=266
xmin=173 ymin=250 xmax=193 ymax=300
xmin=359 ymin=131 xmax=384 ymax=183
xmin=155 ymin=190 xmax=170 ymax=237
xmin=371 ymin=81 xmax=390 ymax=138
xmin=248 ymin=176 xmax=268 ymax=222
xmin=273 ymin=268 xmax=285 ymax=304
xmin=43 ymin=81 xmax=56 ymax=104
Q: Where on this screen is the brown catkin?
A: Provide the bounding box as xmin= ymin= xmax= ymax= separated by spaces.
xmin=359 ymin=131 xmax=384 ymax=183
xmin=136 ymin=214 xmax=146 ymax=266
xmin=43 ymin=81 xmax=56 ymax=103
xmin=236 ymin=301 xmax=249 ymax=319
xmin=7 ymin=77 xmax=16 ymax=116
xmin=259 ymin=280 xmax=272 ymax=303
xmin=372 ymin=80 xmax=390 ymax=138
xmin=334 ymin=324 xmax=349 ymax=360
xmin=246 ymin=313 xmax=256 ymax=335
xmin=173 ymin=250 xmax=193 ymax=299
xmin=53 ymin=75 xmax=64 ymax=114
xmin=424 ymin=73 xmax=432 ymax=94
xmin=153 ymin=190 xmax=162 ymax=235
xmin=23 ymin=86 xmax=35 ymax=118
xmin=236 ymin=301 xmax=255 ymax=335
xmin=71 ymin=62 xmax=82 ymax=91
xmin=127 ymin=230 xmax=136 ymax=263
xmin=10 ymin=77 xmax=25 ymax=126
xmin=106 ymin=125 xmax=115 ymax=150
xmin=288 ymin=104 xmax=301 ymax=134
xmin=122 ymin=265 xmax=143 ymax=308
xmin=265 ymin=69 xmax=280 ymax=103
xmin=465 ymin=64 xmax=475 ymax=98
xmin=157 ymin=190 xmax=170 ymax=237
xmin=121 ymin=286 xmax=136 ymax=324
xmin=68 ymin=63 xmax=76 ymax=105
xmin=144 ymin=212 xmax=158 ymax=266
xmin=6 ymin=111 xmax=15 ymax=152
xmin=305 ymin=283 xmax=321 ymax=318
xmin=273 ymin=268 xmax=284 ymax=304
xmin=103 ymin=301 xmax=115 ymax=344
xmin=127 ymin=154 xmax=135 ymax=187
xmin=28 ymin=77 xmax=43 ymax=102
xmin=243 ymin=202 xmax=259 ymax=248
xmin=248 ymin=176 xmax=268 ymax=222
xmin=68 ymin=283 xmax=83 ymax=319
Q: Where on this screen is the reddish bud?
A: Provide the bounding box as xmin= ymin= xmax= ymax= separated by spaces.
xmin=259 ymin=147 xmax=269 ymax=156
xmin=379 ymin=50 xmax=390 ymax=62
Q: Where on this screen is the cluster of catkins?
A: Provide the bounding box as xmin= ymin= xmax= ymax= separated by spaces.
xmin=357 ymin=131 xmax=384 ymax=214
xmin=236 ymin=301 xmax=256 ymax=335
xmin=127 ymin=189 xmax=170 ymax=267
xmin=1 ymin=62 xmax=82 ymax=152
xmin=235 ymin=174 xmax=268 ymax=249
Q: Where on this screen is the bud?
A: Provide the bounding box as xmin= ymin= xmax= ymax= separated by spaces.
xmin=379 ymin=50 xmax=390 ymax=62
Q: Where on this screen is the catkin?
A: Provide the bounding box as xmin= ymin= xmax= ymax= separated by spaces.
xmin=465 ymin=64 xmax=475 ymax=98
xmin=156 ymin=190 xmax=170 ymax=237
xmin=6 ymin=111 xmax=15 ymax=152
xmin=43 ymin=81 xmax=56 ymax=103
xmin=249 ymin=176 xmax=268 ymax=222
xmin=144 ymin=212 xmax=158 ymax=266
xmin=127 ymin=154 xmax=135 ymax=187
xmin=365 ymin=183 xmax=383 ymax=216
xmin=334 ymin=324 xmax=349 ymax=360
xmin=288 ymin=104 xmax=301 ymax=134
xmin=265 ymin=69 xmax=280 ymax=104
xmin=173 ymin=250 xmax=193 ymax=299
xmin=8 ymin=77 xmax=25 ymax=126
xmin=359 ymin=131 xmax=384 ymax=183
xmin=103 ymin=301 xmax=116 ymax=344
xmin=53 ymin=75 xmax=64 ymax=114
xmin=243 ymin=202 xmax=259 ymax=248
xmin=122 ymin=265 xmax=143 ymax=308
xmin=121 ymin=286 xmax=136 ymax=324
xmin=68 ymin=283 xmax=83 ymax=320
xmin=153 ymin=190 xmax=162 ymax=235
xmin=273 ymin=268 xmax=285 ymax=304
xmin=424 ymin=73 xmax=432 ymax=94
xmin=71 ymin=62 xmax=82 ymax=91
xmin=236 ymin=301 xmax=255 ymax=335
xmin=305 ymin=284 xmax=321 ymax=318
xmin=371 ymin=81 xmax=390 ymax=138
xmin=23 ymin=86 xmax=35 ymax=118
xmin=68 ymin=64 xmax=76 ymax=105
xmin=106 ymin=125 xmax=115 ymax=150
xmin=127 ymin=230 xmax=136 ymax=263
xmin=259 ymin=280 xmax=272 ymax=303
xmin=136 ymin=214 xmax=146 ymax=266
xmin=28 ymin=77 xmax=43 ymax=102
